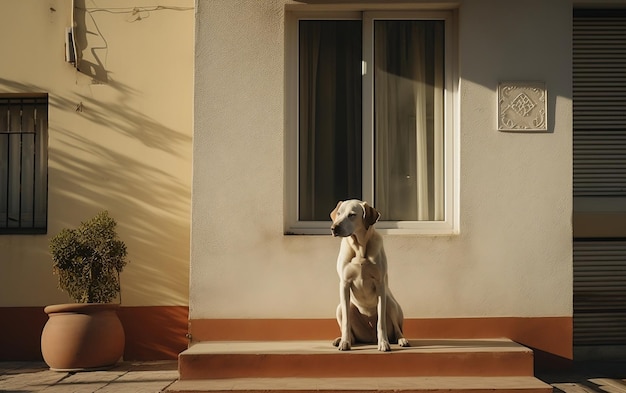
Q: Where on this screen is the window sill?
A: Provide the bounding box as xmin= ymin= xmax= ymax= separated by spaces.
xmin=285 ymin=221 xmax=459 ymax=236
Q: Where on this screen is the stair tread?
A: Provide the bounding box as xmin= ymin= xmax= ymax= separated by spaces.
xmin=183 ymin=338 xmax=532 ymax=355
xmin=178 ymin=339 xmax=536 ymax=380
xmin=167 ymin=376 xmax=552 ymax=392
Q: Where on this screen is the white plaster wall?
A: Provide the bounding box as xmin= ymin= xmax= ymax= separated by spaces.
xmin=191 ymin=0 xmax=572 ymax=319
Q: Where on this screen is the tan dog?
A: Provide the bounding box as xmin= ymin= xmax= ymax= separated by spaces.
xmin=330 ymin=199 xmax=409 ymax=351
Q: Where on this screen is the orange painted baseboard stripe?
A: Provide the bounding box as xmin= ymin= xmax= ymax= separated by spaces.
xmin=0 ymin=306 xmax=189 ymax=361
xmin=189 ymin=317 xmax=572 ymax=362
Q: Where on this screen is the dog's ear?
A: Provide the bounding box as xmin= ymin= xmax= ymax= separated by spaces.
xmin=361 ymin=202 xmax=380 ymax=229
xmin=330 ymin=201 xmax=343 ymax=222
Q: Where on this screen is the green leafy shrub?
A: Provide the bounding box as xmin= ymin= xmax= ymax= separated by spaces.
xmin=50 ymin=211 xmax=129 ymax=303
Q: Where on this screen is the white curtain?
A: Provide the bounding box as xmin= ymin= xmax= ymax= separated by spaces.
xmin=298 ymin=19 xmax=444 ymax=222
xmin=374 ymin=21 xmax=444 ymax=221
xmin=298 ymin=21 xmax=362 ymax=221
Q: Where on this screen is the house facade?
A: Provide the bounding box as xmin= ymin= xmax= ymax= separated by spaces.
xmin=191 ymin=0 xmax=626 ymax=364
xmin=0 ymin=0 xmax=193 ymax=360
xmin=3 ymin=0 xmax=626 ymax=365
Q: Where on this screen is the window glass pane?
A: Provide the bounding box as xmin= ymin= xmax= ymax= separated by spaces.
xmin=374 ymin=20 xmax=445 ymax=221
xmin=34 ymin=104 xmax=48 ymax=228
xmin=7 ymin=106 xmax=21 ymax=228
xmin=19 ymin=105 xmax=36 ymax=228
xmin=298 ymin=20 xmax=362 ymax=221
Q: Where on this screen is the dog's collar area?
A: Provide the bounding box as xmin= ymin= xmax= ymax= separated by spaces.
xmin=349 ymin=235 xmax=375 ymax=263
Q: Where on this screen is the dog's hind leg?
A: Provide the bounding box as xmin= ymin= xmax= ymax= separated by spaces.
xmin=386 ymin=300 xmax=410 ymax=347
xmin=392 ymin=319 xmax=410 ymax=347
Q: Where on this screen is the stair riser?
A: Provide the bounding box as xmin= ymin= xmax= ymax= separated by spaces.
xmin=169 ymin=389 xmax=552 ymax=393
xmin=179 ymin=352 xmax=534 ymax=380
xmin=168 ymin=386 xmax=552 ymax=393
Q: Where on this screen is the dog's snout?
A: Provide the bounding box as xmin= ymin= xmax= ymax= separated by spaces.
xmin=331 ymin=223 xmax=349 ymax=237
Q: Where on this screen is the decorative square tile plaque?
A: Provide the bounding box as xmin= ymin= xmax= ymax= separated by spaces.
xmin=498 ymin=82 xmax=547 ymax=131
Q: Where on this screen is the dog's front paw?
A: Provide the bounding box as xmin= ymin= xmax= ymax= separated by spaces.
xmin=398 ymin=338 xmax=410 ymax=347
xmin=337 ymin=339 xmax=351 ymax=351
xmin=378 ymin=339 xmax=391 ymax=352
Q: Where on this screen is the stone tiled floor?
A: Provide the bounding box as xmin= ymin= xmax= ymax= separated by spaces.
xmin=0 ymin=361 xmax=178 ymax=392
xmin=536 ymin=360 xmax=626 ymax=393
xmin=1 ymin=360 xmax=626 ymax=392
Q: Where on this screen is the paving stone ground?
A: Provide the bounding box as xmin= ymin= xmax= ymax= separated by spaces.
xmin=1 ymin=360 xmax=626 ymax=392
xmin=0 ymin=361 xmax=178 ymax=393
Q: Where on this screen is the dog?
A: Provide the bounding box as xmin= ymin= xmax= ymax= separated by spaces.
xmin=330 ymin=199 xmax=409 ymax=352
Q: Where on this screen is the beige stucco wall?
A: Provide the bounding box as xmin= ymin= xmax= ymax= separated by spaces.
xmin=0 ymin=0 xmax=193 ymax=307
xmin=191 ymin=0 xmax=572 ymax=319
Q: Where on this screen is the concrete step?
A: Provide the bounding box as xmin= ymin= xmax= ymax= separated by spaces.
xmin=178 ymin=339 xmax=537 ymax=380
xmin=166 ymin=376 xmax=553 ymax=393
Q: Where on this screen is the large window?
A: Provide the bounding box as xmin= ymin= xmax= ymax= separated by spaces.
xmin=286 ymin=11 xmax=457 ymax=234
xmin=0 ymin=95 xmax=48 ymax=234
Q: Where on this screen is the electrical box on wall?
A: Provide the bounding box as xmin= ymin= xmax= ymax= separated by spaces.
xmin=65 ymin=27 xmax=76 ymax=65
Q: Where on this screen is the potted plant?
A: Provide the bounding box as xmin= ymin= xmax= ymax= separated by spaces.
xmin=41 ymin=210 xmax=129 ymax=371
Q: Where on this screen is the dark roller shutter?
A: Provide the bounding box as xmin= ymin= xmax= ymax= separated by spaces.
xmin=573 ymin=9 xmax=626 ymax=348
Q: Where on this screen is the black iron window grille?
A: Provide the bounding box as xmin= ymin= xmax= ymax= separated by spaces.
xmin=0 ymin=95 xmax=48 ymax=234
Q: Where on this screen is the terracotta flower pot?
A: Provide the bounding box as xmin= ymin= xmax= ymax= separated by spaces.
xmin=41 ymin=303 xmax=125 ymax=371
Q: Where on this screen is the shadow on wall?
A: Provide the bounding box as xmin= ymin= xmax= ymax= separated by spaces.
xmin=74 ymin=0 xmax=109 ymax=83
xmin=0 ymin=77 xmax=191 ymax=306
xmin=118 ymin=306 xmax=189 ymax=360
xmin=70 ymin=0 xmax=194 ymax=84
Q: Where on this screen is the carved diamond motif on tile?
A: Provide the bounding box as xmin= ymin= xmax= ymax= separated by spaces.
xmin=510 ymin=93 xmax=536 ymax=117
